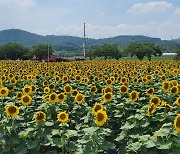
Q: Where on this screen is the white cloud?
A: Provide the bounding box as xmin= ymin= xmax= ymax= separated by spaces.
xmin=51 ymin=21 xmax=180 ymax=40
xmin=173 ymin=8 xmax=180 ymax=15
xmin=0 ymin=0 xmax=36 ymax=7
xmin=127 ymin=1 xmax=172 ymax=14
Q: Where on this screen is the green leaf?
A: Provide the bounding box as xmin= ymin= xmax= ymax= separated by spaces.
xmin=51 ymin=129 xmax=62 ymax=136
xmin=127 ymin=142 xmax=142 ymax=152
xmin=66 ymin=130 xmax=78 ymax=138
xmin=45 ymin=121 xmax=54 ymax=126
xmin=121 ymin=123 xmax=135 ymax=130
xmin=145 ymin=140 xmax=156 ymax=148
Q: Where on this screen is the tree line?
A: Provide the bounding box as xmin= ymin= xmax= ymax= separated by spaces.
xmin=0 ymin=42 xmax=179 ymax=61
xmin=0 ymin=43 xmax=54 ymax=60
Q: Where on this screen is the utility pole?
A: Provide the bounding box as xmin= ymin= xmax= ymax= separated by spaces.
xmin=48 ymin=44 xmax=50 ymax=62
xmin=83 ymin=22 xmax=86 ymax=58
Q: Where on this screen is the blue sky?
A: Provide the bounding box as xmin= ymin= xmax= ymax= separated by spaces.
xmin=0 ymin=0 xmax=180 ymax=39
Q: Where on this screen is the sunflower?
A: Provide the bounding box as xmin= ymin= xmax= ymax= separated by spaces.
xmin=0 ymin=87 xmax=9 ymax=97
xmin=49 ymin=83 xmax=55 ymax=91
xmin=142 ymin=76 xmax=148 ymax=84
xmin=119 ymin=85 xmax=128 ymax=94
xmin=92 ymin=103 xmax=104 ymax=115
xmin=63 ymin=84 xmax=73 ymax=95
xmin=146 ymin=75 xmax=153 ymax=82
xmin=95 ymin=110 xmax=108 ymax=126
xmin=162 ymin=81 xmax=170 ymax=92
xmin=16 ymin=92 xmax=23 ymax=100
xmin=149 ymin=96 xmax=161 ymax=106
xmin=43 ymin=80 xmax=49 ymax=86
xmin=132 ymin=77 xmax=138 ymax=84
xmin=103 ymin=86 xmax=113 ymax=94
xmin=72 ymin=89 xmax=79 ymax=96
xmin=5 ymin=104 xmax=19 ymax=117
xmin=10 ymin=78 xmax=17 ymax=85
xmin=44 ymin=87 xmax=50 ymax=93
xmin=43 ymin=94 xmax=49 ymax=103
xmin=170 ymin=86 xmax=178 ymax=95
xmin=161 ymin=75 xmax=166 ymax=81
xmin=105 ymin=79 xmax=112 ymax=85
xmin=75 ymin=75 xmax=81 ymax=82
xmin=82 ymin=77 xmax=89 ymax=84
xmin=75 ymin=93 xmax=85 ymax=104
xmin=57 ymin=93 xmax=66 ymax=103
xmin=146 ymin=87 xmax=155 ymax=96
xmin=35 ymin=111 xmax=46 ymax=123
xmin=103 ymin=92 xmax=113 ymax=102
xmin=1 ymin=75 xmax=6 ymax=82
xmin=171 ymin=80 xmax=178 ymax=86
xmin=90 ymin=86 xmax=97 ymax=94
xmin=62 ymin=75 xmax=69 ymax=82
xmin=55 ymin=76 xmax=61 ymax=82
xmin=57 ymin=111 xmax=69 ymax=123
xmin=129 ymin=90 xmax=139 ymax=102
xmin=147 ymin=103 xmax=156 ymax=116
xmin=93 ymin=76 xmax=99 ymax=82
xmin=154 ymin=69 xmax=160 ymax=75
xmin=49 ymin=92 xmax=58 ymax=103
xmin=22 ymin=85 xmax=32 ymax=95
xmin=31 ymin=85 xmax=37 ymax=94
xmin=21 ymin=94 xmax=32 ymax=106
xmin=176 ymin=97 xmax=180 ymax=106
xmin=174 ymin=114 xmax=180 ymax=132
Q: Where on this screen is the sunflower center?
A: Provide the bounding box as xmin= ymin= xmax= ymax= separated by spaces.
xmin=17 ymin=93 xmax=22 ymax=98
xmin=121 ymin=86 xmax=127 ymax=92
xmin=1 ymin=89 xmax=6 ymax=94
xmin=91 ymin=87 xmax=96 ymax=92
xmin=58 ymin=94 xmax=64 ymax=100
xmin=24 ymin=88 xmax=30 ymax=93
xmin=148 ymin=89 xmax=153 ymax=94
xmin=152 ymin=98 xmax=158 ymax=105
xmin=36 ymin=113 xmax=44 ymax=120
xmin=60 ymin=114 xmax=66 ymax=120
xmin=164 ymin=83 xmax=169 ymax=89
xmin=50 ymin=94 xmax=56 ymax=100
xmin=97 ymin=113 xmax=104 ymax=121
xmin=23 ymin=96 xmax=29 ymax=103
xmin=65 ymin=86 xmax=71 ymax=92
xmin=176 ymin=117 xmax=180 ymax=128
xmin=171 ymin=87 xmax=177 ymax=93
xmin=32 ymin=86 xmax=36 ymax=91
xmin=49 ymin=84 xmax=54 ymax=89
xmin=105 ymin=93 xmax=111 ymax=99
xmin=95 ymin=105 xmax=101 ymax=112
xmin=8 ymin=106 xmax=16 ymax=114
xmin=77 ymin=95 xmax=83 ymax=101
xmin=131 ymin=92 xmax=137 ymax=99
xmin=107 ymin=79 xmax=112 ymax=84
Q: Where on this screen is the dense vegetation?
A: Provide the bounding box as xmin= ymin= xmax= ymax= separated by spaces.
xmin=0 ymin=60 xmax=179 ymax=153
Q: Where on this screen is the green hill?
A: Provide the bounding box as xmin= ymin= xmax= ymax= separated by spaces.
xmin=0 ymin=29 xmax=178 ymax=52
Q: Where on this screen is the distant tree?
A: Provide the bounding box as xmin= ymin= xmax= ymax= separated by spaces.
xmin=0 ymin=43 xmax=29 ymax=60
xmin=28 ymin=44 xmax=55 ymax=60
xmin=143 ymin=43 xmax=162 ymax=61
xmin=124 ymin=42 xmax=162 ymax=61
xmin=87 ymin=44 xmax=121 ymax=60
xmin=174 ymin=45 xmax=180 ymax=60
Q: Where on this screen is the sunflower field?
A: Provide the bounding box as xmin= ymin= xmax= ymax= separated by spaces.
xmin=0 ymin=60 xmax=180 ymax=154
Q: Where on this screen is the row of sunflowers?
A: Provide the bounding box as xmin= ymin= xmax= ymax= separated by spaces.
xmin=0 ymin=60 xmax=180 ymax=154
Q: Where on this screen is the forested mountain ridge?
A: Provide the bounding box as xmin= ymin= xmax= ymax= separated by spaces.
xmin=0 ymin=29 xmax=178 ymax=51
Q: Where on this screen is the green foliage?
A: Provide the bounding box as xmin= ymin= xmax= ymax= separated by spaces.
xmin=124 ymin=42 xmax=162 ymax=61
xmin=174 ymin=46 xmax=180 ymax=60
xmin=87 ymin=44 xmax=122 ymax=60
xmin=29 ymin=44 xmax=55 ymax=60
xmin=0 ymin=43 xmax=29 ymax=60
